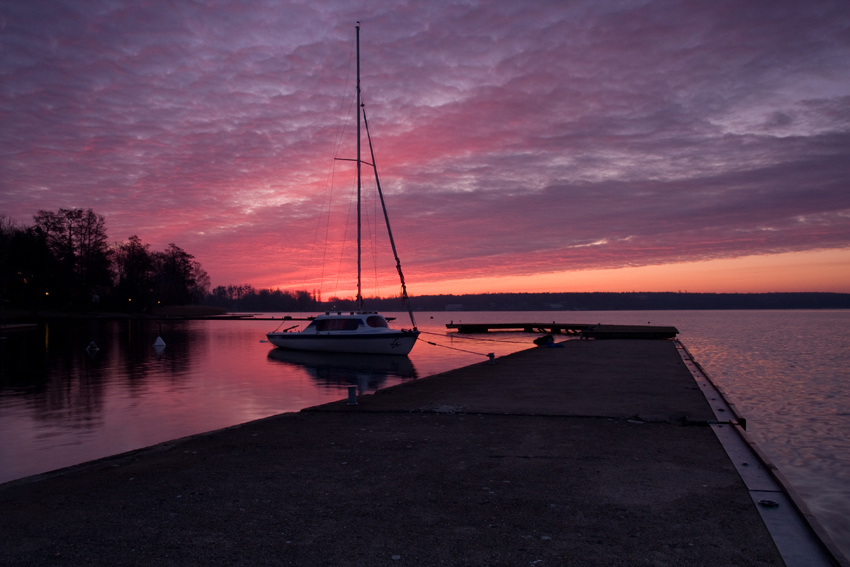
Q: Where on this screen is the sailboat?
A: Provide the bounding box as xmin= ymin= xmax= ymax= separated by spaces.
xmin=267 ymin=23 xmax=420 ymax=356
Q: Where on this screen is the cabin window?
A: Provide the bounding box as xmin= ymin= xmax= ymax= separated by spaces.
xmin=316 ymin=318 xmax=362 ymax=331
xmin=366 ymin=315 xmax=389 ymax=328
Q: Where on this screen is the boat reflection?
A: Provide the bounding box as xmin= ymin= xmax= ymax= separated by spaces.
xmin=267 ymin=349 xmax=417 ymax=393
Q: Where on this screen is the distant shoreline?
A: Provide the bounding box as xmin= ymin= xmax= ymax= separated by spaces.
xmin=3 ymin=293 xmax=848 ymax=324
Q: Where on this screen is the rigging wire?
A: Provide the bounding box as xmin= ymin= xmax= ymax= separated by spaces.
xmin=355 ymin=150 xmax=381 ymax=301
xmin=368 ymin=176 xmax=381 ymax=300
xmin=325 ymin=37 xmax=386 ymax=305
xmin=361 ymin=104 xmax=417 ymax=329
xmin=356 ymin=94 xmax=389 ymax=302
xmin=325 ymin=64 xmax=360 ymax=303
xmin=296 ymin=37 xmax=358 ymax=310
xmin=331 ymin=169 xmax=357 ymax=301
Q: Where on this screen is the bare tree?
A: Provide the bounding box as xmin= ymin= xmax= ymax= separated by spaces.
xmin=152 ymin=243 xmax=209 ymax=306
xmin=33 ymin=208 xmax=112 ymax=304
xmin=114 ymin=235 xmax=153 ymax=309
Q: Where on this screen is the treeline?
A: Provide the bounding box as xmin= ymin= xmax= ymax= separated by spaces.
xmin=1 ymin=209 xmax=209 ymax=312
xmin=204 ymin=285 xmax=402 ymax=312
xmin=203 ymin=289 xmax=850 ymax=312
xmin=206 ymin=284 xmax=318 ymax=312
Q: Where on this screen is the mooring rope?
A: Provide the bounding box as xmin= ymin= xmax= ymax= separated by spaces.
xmin=419 ymin=338 xmax=492 ymax=357
xmin=418 ymin=329 xmax=532 ymax=346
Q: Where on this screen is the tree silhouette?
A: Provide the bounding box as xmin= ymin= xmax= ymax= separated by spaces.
xmin=152 ymin=243 xmax=209 ymax=306
xmin=114 ymin=235 xmax=154 ymax=310
xmin=2 ymin=210 xmax=211 ymax=312
xmin=32 ymin=208 xmax=112 ymax=305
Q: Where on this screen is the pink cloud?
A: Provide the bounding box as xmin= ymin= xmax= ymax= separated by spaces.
xmin=2 ymin=0 xmax=849 ymax=294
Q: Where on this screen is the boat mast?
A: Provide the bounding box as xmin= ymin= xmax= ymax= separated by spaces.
xmin=362 ymin=108 xmax=418 ymax=331
xmin=356 ymin=22 xmax=363 ymax=311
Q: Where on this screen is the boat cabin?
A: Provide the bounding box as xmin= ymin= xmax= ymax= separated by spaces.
xmin=305 ymin=313 xmax=390 ymax=332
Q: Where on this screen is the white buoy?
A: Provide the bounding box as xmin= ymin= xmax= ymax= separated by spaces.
xmin=153 ymin=337 xmax=166 ymax=358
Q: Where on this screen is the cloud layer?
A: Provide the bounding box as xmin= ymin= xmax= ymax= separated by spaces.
xmin=2 ymin=0 xmax=849 ymax=295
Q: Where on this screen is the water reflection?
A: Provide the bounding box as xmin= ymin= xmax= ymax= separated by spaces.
xmin=267 ymin=349 xmax=417 ymax=393
xmin=0 ymin=316 xmax=457 ymax=484
xmin=1 ymin=319 xmax=198 ymax=433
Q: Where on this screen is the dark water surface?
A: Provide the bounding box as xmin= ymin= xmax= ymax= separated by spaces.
xmin=2 ymin=310 xmax=848 ymax=558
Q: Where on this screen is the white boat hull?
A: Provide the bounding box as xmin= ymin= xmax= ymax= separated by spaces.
xmin=266 ymin=330 xmax=419 ymax=355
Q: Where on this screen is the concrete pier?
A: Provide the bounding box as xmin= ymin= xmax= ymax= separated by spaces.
xmin=0 ymin=339 xmax=844 ymax=566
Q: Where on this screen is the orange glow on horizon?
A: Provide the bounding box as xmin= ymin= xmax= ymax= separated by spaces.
xmin=266 ymin=249 xmax=850 ymax=297
xmin=406 ymin=249 xmax=850 ymax=296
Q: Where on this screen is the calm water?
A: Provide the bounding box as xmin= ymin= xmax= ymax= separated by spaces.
xmin=1 ymin=310 xmax=848 ymax=558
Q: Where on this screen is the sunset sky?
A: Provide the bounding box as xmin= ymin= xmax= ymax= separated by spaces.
xmin=2 ymin=0 xmax=849 ymax=298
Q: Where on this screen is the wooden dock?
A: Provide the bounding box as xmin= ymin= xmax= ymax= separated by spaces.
xmin=446 ymin=321 xmax=678 ymax=339
xmin=446 ymin=322 xmax=591 ymax=334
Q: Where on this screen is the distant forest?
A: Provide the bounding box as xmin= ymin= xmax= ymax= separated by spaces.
xmin=1 ymin=209 xmax=209 ymax=312
xmin=204 ymin=287 xmax=850 ymax=312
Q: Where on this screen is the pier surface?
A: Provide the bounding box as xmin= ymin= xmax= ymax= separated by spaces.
xmin=0 ymin=340 xmax=839 ymax=566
